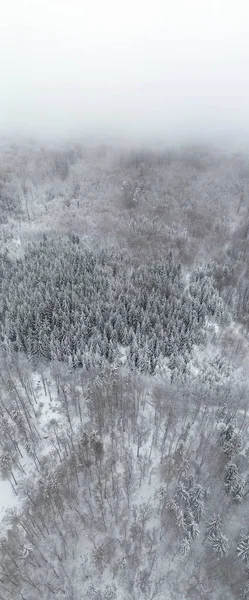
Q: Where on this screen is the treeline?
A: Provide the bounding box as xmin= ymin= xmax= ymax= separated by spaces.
xmin=0 ymin=140 xmax=248 ymax=268
xmin=0 ymin=237 xmax=223 ymax=373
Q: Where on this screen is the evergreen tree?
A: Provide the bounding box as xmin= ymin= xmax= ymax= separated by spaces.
xmin=237 ymin=533 xmax=249 ymax=563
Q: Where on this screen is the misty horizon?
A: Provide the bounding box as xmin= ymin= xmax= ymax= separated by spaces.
xmin=1 ymin=0 xmax=249 ymax=144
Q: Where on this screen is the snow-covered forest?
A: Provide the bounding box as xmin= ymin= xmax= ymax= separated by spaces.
xmin=1 ymin=138 xmax=249 ymax=599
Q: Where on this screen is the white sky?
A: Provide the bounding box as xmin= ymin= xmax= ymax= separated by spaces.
xmin=0 ymin=0 xmax=249 ymax=141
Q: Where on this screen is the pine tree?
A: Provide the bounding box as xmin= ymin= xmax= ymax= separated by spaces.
xmin=180 ymin=535 xmax=191 ymax=557
xmin=208 ymin=532 xmax=229 ymax=559
xmin=205 ymin=514 xmax=221 ymax=539
xmin=237 ymin=533 xmax=249 ymax=563
xmin=225 ymin=462 xmax=239 ymax=494
xmin=219 ymin=423 xmax=241 ymax=459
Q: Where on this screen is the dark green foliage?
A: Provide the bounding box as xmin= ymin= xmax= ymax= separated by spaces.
xmin=219 ymin=423 xmax=242 ymax=459
xmin=206 ymin=513 xmax=229 ymax=560
xmin=224 ymin=463 xmax=244 ymax=502
xmin=237 ymin=533 xmax=249 ymax=563
xmin=0 ymin=237 xmax=222 ymax=372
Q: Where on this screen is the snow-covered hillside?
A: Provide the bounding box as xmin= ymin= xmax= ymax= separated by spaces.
xmin=1 ymin=141 xmax=249 ymax=599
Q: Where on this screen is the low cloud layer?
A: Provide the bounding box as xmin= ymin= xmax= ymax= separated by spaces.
xmin=1 ymin=0 xmax=248 ymax=142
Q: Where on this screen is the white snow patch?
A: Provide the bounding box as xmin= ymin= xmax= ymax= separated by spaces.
xmin=0 ymin=479 xmax=18 ymax=517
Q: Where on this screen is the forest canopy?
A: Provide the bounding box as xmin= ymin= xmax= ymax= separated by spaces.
xmin=0 ymin=236 xmax=223 ymax=374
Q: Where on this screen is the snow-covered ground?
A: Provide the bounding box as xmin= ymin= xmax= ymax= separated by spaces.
xmin=0 ymin=479 xmax=18 ymax=519
xmin=0 ymin=370 xmax=73 ymax=526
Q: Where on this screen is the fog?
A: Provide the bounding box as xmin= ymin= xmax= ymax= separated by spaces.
xmin=1 ymin=0 xmax=249 ymax=142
